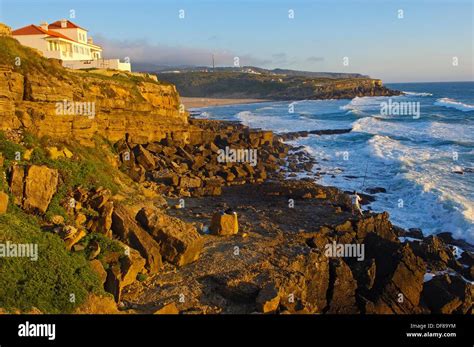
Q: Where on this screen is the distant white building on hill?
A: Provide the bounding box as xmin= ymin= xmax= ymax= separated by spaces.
xmin=12 ymin=19 xmax=131 ymax=71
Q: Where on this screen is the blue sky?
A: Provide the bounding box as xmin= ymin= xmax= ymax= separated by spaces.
xmin=1 ymin=0 xmax=472 ymax=82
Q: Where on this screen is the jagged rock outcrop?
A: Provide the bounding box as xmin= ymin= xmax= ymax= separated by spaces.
xmin=363 ymin=244 xmax=426 ymax=314
xmin=327 ymin=259 xmax=359 ymax=313
xmin=421 ymin=274 xmax=472 ymax=314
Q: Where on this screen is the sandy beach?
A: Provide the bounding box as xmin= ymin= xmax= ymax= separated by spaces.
xmin=180 ymin=97 xmax=268 ymax=109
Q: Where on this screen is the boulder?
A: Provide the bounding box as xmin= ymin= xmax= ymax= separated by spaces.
xmin=134 ymin=145 xmax=156 ymax=171
xmin=0 ymin=192 xmax=8 ymax=214
xmin=256 ymin=283 xmax=281 ymax=313
xmin=210 ymin=211 xmax=239 ymax=236
xmin=112 ymin=205 xmax=163 ymax=273
xmin=136 ymin=207 xmax=203 ymax=266
xmin=22 ymin=165 xmax=59 ymax=214
xmin=105 ymin=247 xmax=146 ymax=302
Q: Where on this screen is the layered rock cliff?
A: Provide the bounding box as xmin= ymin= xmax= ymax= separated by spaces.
xmin=0 ymin=31 xmax=189 ymax=146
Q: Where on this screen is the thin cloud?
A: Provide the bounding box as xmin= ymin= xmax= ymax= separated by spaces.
xmin=95 ymin=35 xmax=268 ymax=67
xmin=307 ymin=56 xmax=325 ymax=62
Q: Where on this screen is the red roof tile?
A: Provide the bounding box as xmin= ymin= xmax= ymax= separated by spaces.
xmin=12 ymin=24 xmax=77 ymax=42
xmin=48 ymin=20 xmax=87 ymax=31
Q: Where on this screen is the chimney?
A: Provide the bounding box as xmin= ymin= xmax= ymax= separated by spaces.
xmin=39 ymin=21 xmax=48 ymax=30
xmin=60 ymin=19 xmax=67 ymax=28
xmin=87 ymin=37 xmax=93 ymax=44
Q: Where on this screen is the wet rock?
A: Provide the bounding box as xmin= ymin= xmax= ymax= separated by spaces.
xmin=436 ymin=232 xmax=474 ymax=252
xmin=460 ymin=251 xmax=474 ymax=267
xmin=365 ymin=187 xmax=387 ymax=194
xmin=421 ymin=274 xmax=472 ymax=314
xmin=411 ymin=235 xmax=456 ymax=271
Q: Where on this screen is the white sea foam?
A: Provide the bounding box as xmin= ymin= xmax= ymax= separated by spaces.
xmin=235 ymin=110 xmax=308 ymax=132
xmin=403 ymin=91 xmax=433 ymax=97
xmin=199 ymin=89 xmax=474 ymax=244
xmin=341 ymin=96 xmax=395 ymax=114
xmin=352 ymin=116 xmax=473 ymax=145
xmin=434 ymin=98 xmax=474 ymax=112
xmin=366 ymin=135 xmax=474 ymax=242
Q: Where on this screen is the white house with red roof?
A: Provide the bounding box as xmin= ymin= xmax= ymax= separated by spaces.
xmin=12 ymin=19 xmax=130 ymax=71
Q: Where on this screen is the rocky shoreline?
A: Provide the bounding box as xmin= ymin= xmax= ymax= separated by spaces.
xmin=1 ymin=92 xmax=472 ymax=314
xmin=0 ymin=28 xmax=471 ymax=314
xmin=109 ymin=117 xmax=472 ymax=314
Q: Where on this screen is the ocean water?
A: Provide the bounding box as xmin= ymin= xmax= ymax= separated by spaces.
xmin=193 ymin=82 xmax=474 ymax=243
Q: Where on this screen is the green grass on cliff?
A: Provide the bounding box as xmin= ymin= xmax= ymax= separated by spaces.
xmin=0 ymin=132 xmax=125 ymax=312
xmin=0 ymin=131 xmax=120 ymax=221
xmin=0 ymin=36 xmax=66 ymax=78
xmin=0 ymin=207 xmax=103 ymax=313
